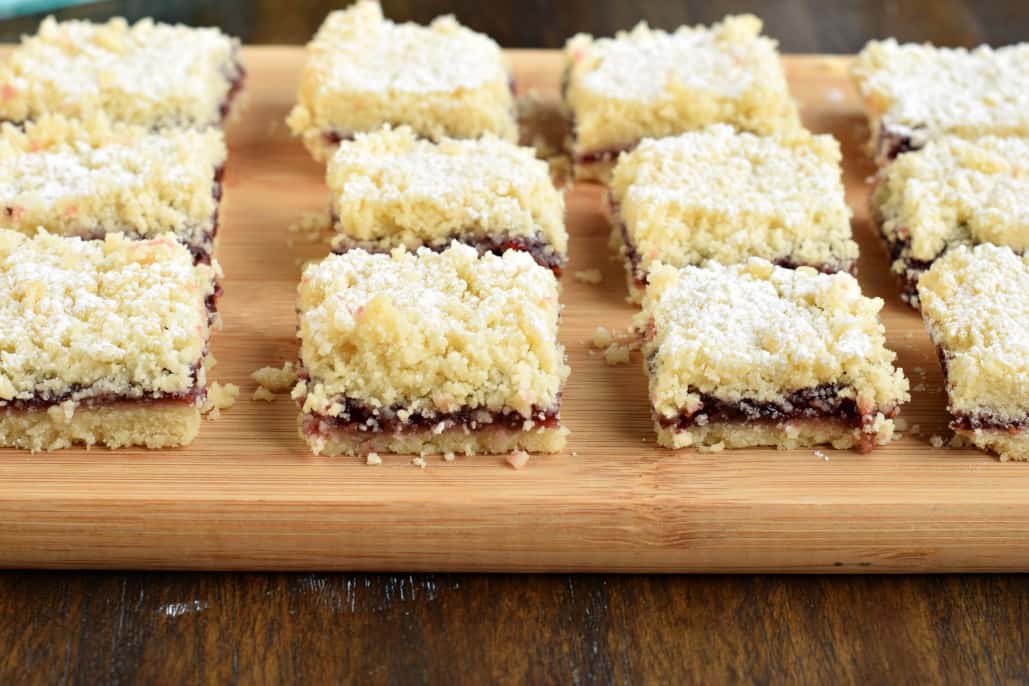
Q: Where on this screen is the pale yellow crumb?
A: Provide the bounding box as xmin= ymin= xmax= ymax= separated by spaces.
xmin=603 ymin=343 xmax=632 ymax=365
xmin=930 ymin=434 xmax=945 ymax=448
xmin=592 ymin=325 xmax=613 ymax=349
xmin=287 ymin=211 xmax=332 ymax=244
xmin=251 ymin=362 xmax=298 ymax=394
xmin=814 ymin=449 xmax=829 ymax=461
xmin=252 ymin=386 xmax=276 ymax=402
xmin=574 ymin=269 xmax=603 ymax=285
xmin=412 ymin=456 xmax=427 ymax=469
xmin=366 ymin=452 xmax=382 ymax=466
xmin=443 ymin=451 xmax=456 ymax=462
xmin=202 ymin=381 xmax=239 ymax=418
xmin=506 ymin=450 xmax=531 ymax=470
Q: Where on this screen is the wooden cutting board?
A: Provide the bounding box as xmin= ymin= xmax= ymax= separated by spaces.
xmin=1 ymin=47 xmax=1026 ymax=573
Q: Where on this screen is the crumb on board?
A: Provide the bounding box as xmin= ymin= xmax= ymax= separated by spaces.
xmin=443 ymin=451 xmax=456 ymax=462
xmin=252 ymin=386 xmax=276 ymax=402
xmin=592 ymin=325 xmax=613 ymax=349
xmin=506 ymin=450 xmax=531 ymax=470
xmin=814 ymin=449 xmax=829 ymax=461
xmin=251 ymin=362 xmax=298 ymax=394
xmin=412 ymin=456 xmax=427 ymax=469
xmin=287 ymin=211 xmax=331 ymax=244
xmin=929 ymin=434 xmax=946 ymax=449
xmin=366 ymin=452 xmax=382 ymax=466
xmin=574 ymin=269 xmax=603 ymax=285
xmin=202 ymin=381 xmax=239 ymax=419
xmin=603 ymin=343 xmax=631 ymax=365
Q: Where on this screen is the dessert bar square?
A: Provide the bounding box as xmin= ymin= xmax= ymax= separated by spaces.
xmin=0 ymin=16 xmax=244 ymax=129
xmin=609 ymin=125 xmax=857 ymax=303
xmin=872 ymin=135 xmax=1029 ymax=308
xmin=287 ymin=1 xmax=516 ymax=163
xmin=0 ymin=231 xmax=218 ymax=451
xmin=852 ymin=40 xmax=1029 ymax=166
xmin=0 ymin=115 xmax=227 ymax=264
xmin=917 ymin=244 xmax=1029 ymax=462
xmin=635 ymin=259 xmax=909 ymax=452
xmin=295 ymin=243 xmax=569 ymax=457
xmin=328 ymin=126 xmax=567 ymax=273
xmin=563 ymin=14 xmax=799 ymax=182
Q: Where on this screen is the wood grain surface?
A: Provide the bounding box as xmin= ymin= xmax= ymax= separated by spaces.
xmin=1 ymin=570 xmax=1027 ymax=684
xmin=0 ymin=48 xmax=1026 ymax=573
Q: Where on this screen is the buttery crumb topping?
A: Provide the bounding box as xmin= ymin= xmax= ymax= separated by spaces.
xmin=611 ymin=125 xmax=857 ymax=276
xmin=0 ymin=115 xmax=226 ymax=248
xmin=0 ymin=230 xmax=215 ymax=403
xmin=286 ymin=1 xmax=516 ymax=160
xmin=563 ymin=15 xmax=799 ymax=155
xmin=328 ymin=126 xmax=567 ymax=254
xmin=874 ymin=135 xmax=1029 ymax=260
xmin=637 ymin=259 xmax=909 ymax=419
xmin=297 ymin=243 xmax=568 ymax=418
xmin=0 ymin=16 xmax=242 ymax=128
xmin=852 ymin=40 xmax=1029 ymax=145
xmin=917 ymin=244 xmax=1029 ymax=420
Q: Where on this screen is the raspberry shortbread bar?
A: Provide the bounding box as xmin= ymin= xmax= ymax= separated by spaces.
xmin=328 ymin=126 xmax=567 ymax=273
xmin=295 ymin=244 xmax=570 ymax=457
xmin=852 ymin=40 xmax=1029 ymax=166
xmin=872 ymin=135 xmax=1028 ymax=308
xmin=610 ymin=125 xmax=857 ymax=303
xmin=0 ymin=231 xmax=219 ymax=451
xmin=918 ymin=244 xmax=1029 ymax=461
xmin=0 ymin=16 xmax=244 ymax=128
xmin=287 ymin=1 xmax=516 ymax=162
xmin=0 ymin=115 xmax=226 ymax=263
xmin=563 ymin=15 xmax=799 ymax=182
xmin=636 ymin=259 xmax=909 ymax=452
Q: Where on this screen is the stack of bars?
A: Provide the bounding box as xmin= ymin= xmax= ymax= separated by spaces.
xmin=288 ymin=2 xmax=571 ymax=457
xmin=853 ymin=40 xmax=1029 ymax=461
xmin=0 ymin=17 xmax=244 ymax=451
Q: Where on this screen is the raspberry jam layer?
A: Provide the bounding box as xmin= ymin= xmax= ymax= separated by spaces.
xmin=217 ymin=59 xmax=246 ymax=122
xmin=332 ymin=229 xmax=565 ymax=275
xmin=874 ymin=123 xmax=920 ymax=165
xmin=301 ymin=399 xmax=560 ymax=437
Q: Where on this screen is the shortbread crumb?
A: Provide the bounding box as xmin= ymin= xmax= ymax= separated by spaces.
xmin=252 ymin=386 xmax=276 ymax=402
xmin=366 ymin=452 xmax=382 ymax=465
xmin=443 ymin=451 xmax=456 ymax=462
xmin=930 ymin=434 xmax=945 ymax=448
xmin=574 ymin=269 xmax=604 ymax=284
xmin=203 ymin=382 xmax=239 ymax=416
xmin=251 ymin=362 xmax=298 ymax=394
xmin=592 ymin=326 xmax=614 ymax=349
xmin=603 ymin=343 xmax=632 ymax=365
xmin=506 ymin=450 xmax=531 ymax=470
xmin=412 ymin=456 xmax=427 ymax=469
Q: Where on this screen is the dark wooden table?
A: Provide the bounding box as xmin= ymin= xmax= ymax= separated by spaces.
xmin=1 ymin=2 xmax=1028 ymax=684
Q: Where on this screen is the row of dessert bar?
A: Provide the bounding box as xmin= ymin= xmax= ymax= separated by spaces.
xmin=0 ymin=17 xmax=244 ymax=450
xmin=287 ymin=2 xmax=1026 ymax=462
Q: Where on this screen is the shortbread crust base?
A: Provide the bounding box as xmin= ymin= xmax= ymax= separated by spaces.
xmin=956 ymin=428 xmax=1029 ymax=463
xmin=654 ymin=418 xmax=897 ymax=453
xmin=0 ymin=403 xmax=201 ymax=452
xmin=300 ymin=418 xmax=568 ymax=457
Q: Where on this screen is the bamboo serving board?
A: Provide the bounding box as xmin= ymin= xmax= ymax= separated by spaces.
xmin=0 ymin=47 xmax=1026 ymax=573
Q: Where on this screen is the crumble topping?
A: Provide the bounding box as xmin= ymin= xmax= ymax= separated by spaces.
xmin=852 ymin=40 xmax=1029 ymax=146
xmin=637 ymin=259 xmax=909 ymax=419
xmin=0 ymin=230 xmax=215 ymax=403
xmin=202 ymin=381 xmax=239 ymax=419
xmin=286 ymin=1 xmax=516 ymax=160
xmin=874 ymin=135 xmax=1029 ymax=260
xmin=328 ymin=126 xmax=566 ymax=255
xmin=0 ymin=115 xmax=225 ymax=247
xmin=917 ymin=244 xmax=1029 ymax=421
xmin=0 ymin=16 xmax=242 ymax=128
xmin=611 ymin=125 xmax=857 ymax=276
xmin=564 ymin=15 xmax=799 ymax=156
xmin=297 ymin=243 xmax=568 ymax=418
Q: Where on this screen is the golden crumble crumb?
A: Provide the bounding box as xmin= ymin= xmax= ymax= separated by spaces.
xmin=506 ymin=450 xmax=530 ymax=470
xmin=592 ymin=326 xmax=614 ymax=349
xmin=412 ymin=456 xmax=428 ymax=469
xmin=252 ymin=386 xmax=276 ymax=402
xmin=203 ymin=382 xmax=239 ymax=418
xmin=574 ymin=269 xmax=604 ymax=285
xmin=443 ymin=451 xmax=456 ymax=462
xmin=929 ymin=434 xmax=946 ymax=448
xmin=251 ymin=362 xmax=298 ymax=394
xmin=603 ymin=343 xmax=632 ymax=366
xmin=366 ymin=452 xmax=382 ymax=465
xmin=287 ymin=212 xmax=332 ymax=244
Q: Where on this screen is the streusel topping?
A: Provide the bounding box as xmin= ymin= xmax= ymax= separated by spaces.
xmin=297 ymin=244 xmax=568 ymax=418
xmin=611 ymin=125 xmax=857 ymax=274
xmin=328 ymin=126 xmax=567 ymax=253
xmin=0 ymin=16 xmax=241 ymax=128
xmin=0 ymin=231 xmax=216 ymax=403
xmin=0 ymin=115 xmax=226 ymax=245
xmin=852 ymin=40 xmax=1029 ymax=144
xmin=875 ymin=135 xmax=1029 ymax=259
xmin=563 ymin=15 xmax=799 ymax=153
xmin=918 ymin=244 xmax=1029 ymax=420
xmin=286 ymin=1 xmax=516 ymax=157
xmin=638 ymin=259 xmax=909 ymax=418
